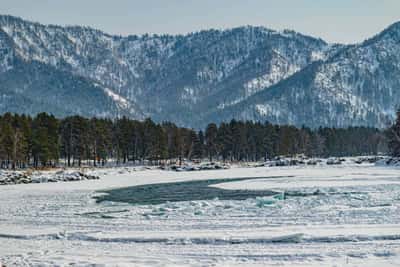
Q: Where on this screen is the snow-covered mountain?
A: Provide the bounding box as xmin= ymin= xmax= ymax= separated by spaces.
xmin=207 ymin=22 xmax=400 ymax=128
xmin=0 ymin=15 xmax=399 ymax=128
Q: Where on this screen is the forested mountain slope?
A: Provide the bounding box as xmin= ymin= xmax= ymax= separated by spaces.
xmin=0 ymin=15 xmax=399 ymax=128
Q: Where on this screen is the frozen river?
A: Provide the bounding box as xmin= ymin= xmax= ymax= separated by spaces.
xmin=1 ymin=163 xmax=400 ymax=266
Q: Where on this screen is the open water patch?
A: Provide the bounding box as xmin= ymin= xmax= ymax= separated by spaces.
xmin=94 ymin=177 xmax=285 ymax=205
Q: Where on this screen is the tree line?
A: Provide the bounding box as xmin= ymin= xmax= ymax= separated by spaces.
xmin=0 ymin=112 xmax=387 ymax=169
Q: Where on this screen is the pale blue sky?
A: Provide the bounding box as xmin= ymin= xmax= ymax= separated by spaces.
xmin=1 ymin=0 xmax=398 ymax=44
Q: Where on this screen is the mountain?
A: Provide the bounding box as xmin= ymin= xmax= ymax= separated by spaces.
xmin=0 ymin=22 xmax=141 ymax=118
xmin=206 ymin=22 xmax=400 ymax=128
xmin=0 ymin=15 xmax=399 ymax=128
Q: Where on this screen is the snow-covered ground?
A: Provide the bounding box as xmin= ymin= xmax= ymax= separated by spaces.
xmin=1 ymin=163 xmax=400 ymax=266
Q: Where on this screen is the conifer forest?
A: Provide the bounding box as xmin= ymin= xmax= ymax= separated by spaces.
xmin=0 ymin=112 xmax=387 ymax=169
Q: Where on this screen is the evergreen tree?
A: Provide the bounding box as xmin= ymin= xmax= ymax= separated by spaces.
xmin=188 ymin=130 xmax=202 ymax=160
xmin=387 ymin=110 xmax=400 ymax=157
xmin=31 ymin=113 xmax=59 ymax=167
xmin=89 ymin=118 xmax=112 ymax=166
xmin=217 ymin=122 xmax=233 ymax=161
xmin=205 ymin=123 xmax=218 ymax=161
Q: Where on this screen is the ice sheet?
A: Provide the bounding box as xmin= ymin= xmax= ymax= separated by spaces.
xmin=1 ymin=163 xmax=400 ymax=266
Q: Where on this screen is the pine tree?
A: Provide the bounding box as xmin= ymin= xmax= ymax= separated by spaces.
xmin=388 ymin=110 xmax=400 ymax=157
xmin=188 ymin=130 xmax=202 ymax=160
xmin=31 ymin=113 xmax=59 ymax=167
xmin=205 ymin=123 xmax=218 ymax=161
xmin=89 ymin=118 xmax=112 ymax=166
xmin=115 ymin=116 xmax=132 ymax=163
xmin=217 ymin=122 xmax=233 ymax=161
xmin=60 ymin=117 xmax=73 ymax=166
xmin=0 ymin=114 xmax=14 ymax=168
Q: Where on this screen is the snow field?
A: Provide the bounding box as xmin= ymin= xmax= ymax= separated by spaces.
xmin=1 ymin=163 xmax=400 ymax=266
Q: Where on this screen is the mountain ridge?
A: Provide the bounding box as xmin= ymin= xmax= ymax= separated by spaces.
xmin=0 ymin=14 xmax=399 ymax=128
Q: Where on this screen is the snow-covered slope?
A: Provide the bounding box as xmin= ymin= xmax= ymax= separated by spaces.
xmin=0 ymin=28 xmax=14 ymax=73
xmin=206 ymin=22 xmax=400 ymax=128
xmin=0 ymin=19 xmax=143 ymax=118
xmin=0 ymin=15 xmax=329 ymax=124
xmin=0 ymin=15 xmax=399 ymax=128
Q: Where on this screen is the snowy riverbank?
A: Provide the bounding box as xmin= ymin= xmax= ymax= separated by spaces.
xmin=0 ymin=156 xmax=389 ymax=186
xmin=1 ymin=161 xmax=400 ymax=266
xmin=0 ymin=169 xmax=100 ymax=185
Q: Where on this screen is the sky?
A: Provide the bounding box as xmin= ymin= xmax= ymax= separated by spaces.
xmin=1 ymin=0 xmax=399 ymax=44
